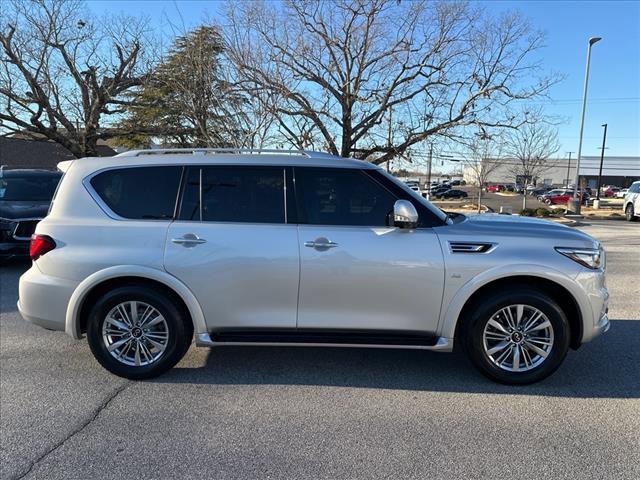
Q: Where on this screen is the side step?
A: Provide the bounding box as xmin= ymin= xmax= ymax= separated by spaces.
xmin=195 ymin=330 xmax=453 ymax=352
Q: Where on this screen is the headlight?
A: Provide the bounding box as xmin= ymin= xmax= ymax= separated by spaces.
xmin=555 ymin=246 xmax=604 ymax=269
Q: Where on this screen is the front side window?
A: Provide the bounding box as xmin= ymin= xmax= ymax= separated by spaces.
xmin=90 ymin=166 xmax=182 ymax=220
xmin=179 ymin=166 xmax=285 ymax=223
xmin=295 ymin=167 xmax=397 ymax=226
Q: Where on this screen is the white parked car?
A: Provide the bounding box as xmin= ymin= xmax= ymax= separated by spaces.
xmin=18 ymin=149 xmax=610 ymax=384
xmin=623 ymin=181 xmax=640 ymax=221
xmin=615 ymin=188 xmax=628 ymax=199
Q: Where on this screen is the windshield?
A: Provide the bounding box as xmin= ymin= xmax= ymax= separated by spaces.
xmin=377 ymin=169 xmax=448 ymax=223
xmin=0 ymin=175 xmax=61 ymax=201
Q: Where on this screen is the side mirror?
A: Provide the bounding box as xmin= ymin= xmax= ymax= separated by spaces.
xmin=393 ymin=200 xmax=418 ymax=228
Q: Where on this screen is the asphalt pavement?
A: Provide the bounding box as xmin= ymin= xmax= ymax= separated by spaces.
xmin=1 ymin=220 xmax=639 ymax=479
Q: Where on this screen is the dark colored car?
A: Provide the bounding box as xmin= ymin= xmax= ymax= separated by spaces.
xmin=529 ymin=186 xmax=552 ymax=197
xmin=0 ymin=169 xmax=62 ymax=260
xmin=430 ymin=185 xmax=451 ymax=196
xmin=438 ymin=189 xmax=468 ymax=199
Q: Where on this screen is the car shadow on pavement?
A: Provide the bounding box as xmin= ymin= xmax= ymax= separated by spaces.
xmin=158 ymin=319 xmax=639 ymax=399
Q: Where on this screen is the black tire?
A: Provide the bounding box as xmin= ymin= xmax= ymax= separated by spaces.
xmin=86 ymin=285 xmax=193 ymax=379
xmin=626 ymin=204 xmax=637 ymax=222
xmin=462 ymin=288 xmax=570 ymax=385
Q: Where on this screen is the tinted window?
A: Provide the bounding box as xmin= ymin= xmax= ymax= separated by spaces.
xmin=295 ymin=168 xmax=397 ymax=226
xmin=0 ymin=174 xmax=61 ymax=201
xmin=90 ymin=166 xmax=181 ymax=219
xmin=179 ymin=166 xmax=285 ymax=223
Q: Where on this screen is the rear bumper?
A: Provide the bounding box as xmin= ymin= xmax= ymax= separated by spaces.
xmin=18 ymin=266 xmax=78 ymax=334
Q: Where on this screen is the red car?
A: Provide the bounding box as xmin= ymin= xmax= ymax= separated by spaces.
xmin=603 ymin=187 xmax=620 ymax=198
xmin=545 ymin=190 xmax=588 ymax=205
xmin=485 ymin=184 xmax=505 ymax=193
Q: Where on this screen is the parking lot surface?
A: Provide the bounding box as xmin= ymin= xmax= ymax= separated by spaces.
xmin=1 ymin=220 xmax=639 ymax=480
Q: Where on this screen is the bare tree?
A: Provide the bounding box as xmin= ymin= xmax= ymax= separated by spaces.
xmin=504 ymin=120 xmax=560 ymax=209
xmin=460 ymin=135 xmax=504 ymax=212
xmin=224 ymin=0 xmax=557 ymax=162
xmin=0 ymin=0 xmax=152 ymax=157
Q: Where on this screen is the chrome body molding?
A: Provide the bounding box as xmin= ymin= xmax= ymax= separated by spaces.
xmin=194 ymin=333 xmax=453 ymax=352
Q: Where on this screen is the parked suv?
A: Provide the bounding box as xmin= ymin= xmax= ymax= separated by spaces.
xmin=18 ymin=149 xmax=610 ymax=384
xmin=1 ymin=168 xmax=62 ymax=260
xmin=623 ymin=181 xmax=640 ymax=221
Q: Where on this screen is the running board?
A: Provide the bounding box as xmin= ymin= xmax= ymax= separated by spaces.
xmin=195 ymin=331 xmax=453 ymax=352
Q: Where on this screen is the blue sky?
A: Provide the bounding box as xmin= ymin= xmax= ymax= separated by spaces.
xmin=88 ymin=0 xmax=640 ymax=158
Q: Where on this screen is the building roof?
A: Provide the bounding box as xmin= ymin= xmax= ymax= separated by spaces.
xmin=0 ymin=137 xmax=116 ymax=170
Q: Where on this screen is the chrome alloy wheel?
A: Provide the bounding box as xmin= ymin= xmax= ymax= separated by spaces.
xmin=482 ymin=304 xmax=555 ymax=372
xmin=102 ymin=301 xmax=169 ymax=367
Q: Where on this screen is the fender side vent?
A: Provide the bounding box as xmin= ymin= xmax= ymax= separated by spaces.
xmin=449 ymin=241 xmax=495 ymax=253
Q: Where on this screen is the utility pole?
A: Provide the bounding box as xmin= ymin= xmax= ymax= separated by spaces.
xmin=426 ymin=142 xmax=433 ymax=200
xmin=565 ymin=152 xmax=573 ymax=187
xmin=596 ymin=123 xmax=608 ymax=200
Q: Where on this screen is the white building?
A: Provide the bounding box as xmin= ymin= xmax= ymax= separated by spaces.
xmin=463 ymin=156 xmax=640 ymax=188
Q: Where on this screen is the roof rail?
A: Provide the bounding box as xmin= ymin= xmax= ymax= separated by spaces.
xmin=114 ymin=148 xmax=315 ymax=158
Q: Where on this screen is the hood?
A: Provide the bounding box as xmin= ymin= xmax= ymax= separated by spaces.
xmin=448 ymin=213 xmax=598 ymax=248
xmin=0 ymin=200 xmax=50 ymax=220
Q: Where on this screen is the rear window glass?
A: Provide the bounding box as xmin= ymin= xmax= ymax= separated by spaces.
xmin=0 ymin=174 xmax=61 ymax=201
xmin=90 ymin=166 xmax=182 ymax=219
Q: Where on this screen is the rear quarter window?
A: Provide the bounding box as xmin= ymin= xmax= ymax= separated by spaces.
xmin=90 ymin=166 xmax=182 ymax=220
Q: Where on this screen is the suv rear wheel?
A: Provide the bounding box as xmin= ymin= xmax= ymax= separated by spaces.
xmin=463 ymin=288 xmax=570 ymax=384
xmin=86 ymin=286 xmax=193 ymax=379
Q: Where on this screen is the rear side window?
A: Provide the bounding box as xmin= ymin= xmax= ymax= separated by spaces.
xmin=295 ymin=167 xmax=397 ymax=226
xmin=179 ymin=166 xmax=285 ymax=223
xmin=90 ymin=166 xmax=182 ymax=219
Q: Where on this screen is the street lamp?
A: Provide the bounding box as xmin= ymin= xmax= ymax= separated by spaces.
xmin=571 ymin=36 xmax=602 ymax=214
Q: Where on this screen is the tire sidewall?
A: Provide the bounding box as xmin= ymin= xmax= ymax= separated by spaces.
xmin=86 ymin=286 xmax=190 ymax=379
xmin=464 ymin=289 xmax=570 ymax=385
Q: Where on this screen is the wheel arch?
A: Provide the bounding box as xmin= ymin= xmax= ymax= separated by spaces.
xmin=440 ymin=267 xmax=590 ymax=350
xmin=65 ymin=266 xmax=207 ymax=339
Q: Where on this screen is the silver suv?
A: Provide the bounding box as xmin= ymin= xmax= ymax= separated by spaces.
xmin=18 ymin=149 xmax=610 ymax=384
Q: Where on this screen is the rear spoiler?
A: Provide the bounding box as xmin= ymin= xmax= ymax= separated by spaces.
xmin=57 ymin=160 xmax=75 ymax=173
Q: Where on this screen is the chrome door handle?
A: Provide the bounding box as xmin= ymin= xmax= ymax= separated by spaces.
xmin=171 ymin=233 xmax=207 ymax=246
xmin=304 ymin=239 xmax=339 ymax=249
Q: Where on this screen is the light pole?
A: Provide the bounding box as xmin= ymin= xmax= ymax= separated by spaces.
xmin=565 ymin=152 xmax=573 ymax=187
xmin=571 ymin=36 xmax=601 ymax=214
xmin=595 ymin=123 xmax=608 ymax=201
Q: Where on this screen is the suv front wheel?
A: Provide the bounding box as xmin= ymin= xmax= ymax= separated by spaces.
xmin=86 ymin=286 xmax=193 ymax=379
xmin=626 ymin=204 xmax=636 ymax=222
xmin=463 ymin=288 xmax=570 ymax=384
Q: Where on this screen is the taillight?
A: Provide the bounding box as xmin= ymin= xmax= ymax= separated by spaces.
xmin=30 ymin=234 xmax=56 ymax=261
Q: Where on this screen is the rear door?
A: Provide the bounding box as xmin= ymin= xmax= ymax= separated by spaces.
xmin=294 ymin=167 xmax=445 ymax=333
xmin=164 ymin=165 xmax=299 ymax=330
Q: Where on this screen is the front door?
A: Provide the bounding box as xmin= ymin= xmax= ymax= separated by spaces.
xmin=294 ymin=167 xmax=445 ymax=333
xmin=164 ymin=165 xmax=299 ymax=330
